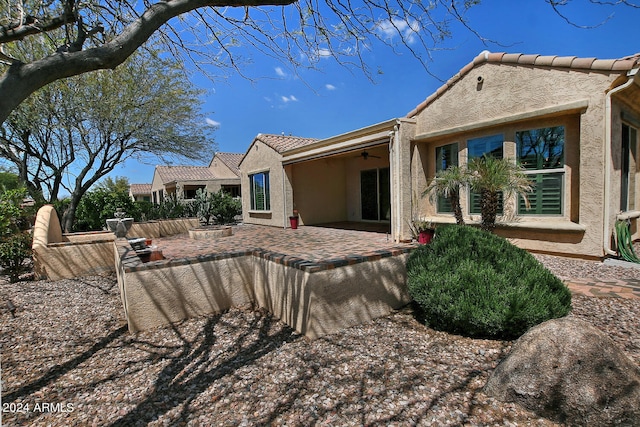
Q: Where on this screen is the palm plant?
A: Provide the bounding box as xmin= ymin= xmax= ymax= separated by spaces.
xmin=423 ymin=165 xmax=469 ymax=225
xmin=468 ymin=156 xmax=533 ymax=231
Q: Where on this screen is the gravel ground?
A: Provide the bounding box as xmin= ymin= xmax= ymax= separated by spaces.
xmin=1 ymin=255 xmax=639 ymax=427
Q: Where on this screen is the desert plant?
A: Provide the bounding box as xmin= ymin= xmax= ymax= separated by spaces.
xmin=209 ymin=190 xmax=242 ymax=224
xmin=406 ymin=225 xmax=571 ymax=339
xmin=468 ymin=156 xmax=533 ymax=231
xmin=423 ymin=165 xmax=469 ymax=225
xmin=194 ymin=188 xmax=213 ymax=225
xmin=159 ymin=193 xmax=187 ymax=219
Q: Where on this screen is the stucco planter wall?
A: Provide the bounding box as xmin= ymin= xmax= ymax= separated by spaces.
xmin=128 ymin=218 xmax=201 ymax=238
xmin=32 ymin=205 xmax=116 ymax=280
xmin=115 ymin=242 xmax=413 ymax=339
xmin=188 ymin=226 xmax=233 ymax=240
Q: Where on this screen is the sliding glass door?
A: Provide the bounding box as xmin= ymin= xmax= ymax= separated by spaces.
xmin=361 ymin=167 xmax=390 ymax=221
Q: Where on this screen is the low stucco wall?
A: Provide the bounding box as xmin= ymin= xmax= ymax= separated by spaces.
xmin=116 ymin=243 xmax=412 ymax=339
xmin=128 ymin=218 xmax=201 ymax=238
xmin=34 ymin=239 xmax=116 ymax=281
xmin=32 ymin=205 xmax=116 ymax=280
xmin=253 ymin=253 xmax=411 ymax=339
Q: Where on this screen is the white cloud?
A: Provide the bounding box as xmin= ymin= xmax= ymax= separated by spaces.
xmin=281 ymin=95 xmax=299 ymax=103
xmin=275 ymin=67 xmax=287 ymax=77
xmin=376 ymin=17 xmax=420 ymax=44
xmin=325 ymin=84 xmax=336 ymax=91
xmin=205 ymin=118 xmax=220 ymax=127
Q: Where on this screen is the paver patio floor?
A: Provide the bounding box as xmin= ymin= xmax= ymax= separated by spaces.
xmin=154 ymin=223 xmax=410 ymax=262
xmin=144 ymin=223 xmax=639 ymax=299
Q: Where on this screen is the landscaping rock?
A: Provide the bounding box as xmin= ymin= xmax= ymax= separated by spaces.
xmin=484 ymin=317 xmax=640 ymax=426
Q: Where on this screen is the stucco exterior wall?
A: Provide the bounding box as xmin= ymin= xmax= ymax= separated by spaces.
xmin=291 ymin=156 xmax=348 ymax=225
xmin=410 ymin=62 xmax=624 ymax=258
xmin=205 ymin=178 xmax=240 ymax=194
xmin=209 ymin=157 xmax=240 ymax=179
xmin=241 ymin=140 xmax=290 ymax=227
xmin=394 ymin=120 xmax=416 ymax=242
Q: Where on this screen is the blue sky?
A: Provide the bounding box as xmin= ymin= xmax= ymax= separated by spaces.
xmin=112 ymin=0 xmax=640 ymax=185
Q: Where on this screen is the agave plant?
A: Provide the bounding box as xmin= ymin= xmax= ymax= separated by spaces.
xmin=467 ymin=156 xmax=533 ymax=231
xmin=423 ymin=165 xmax=469 ymax=225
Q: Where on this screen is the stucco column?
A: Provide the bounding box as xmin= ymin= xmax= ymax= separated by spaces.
xmin=394 ymin=119 xmax=416 ymax=242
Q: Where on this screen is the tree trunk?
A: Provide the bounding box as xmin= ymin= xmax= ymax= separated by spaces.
xmin=449 ymin=189 xmax=465 ymax=225
xmin=61 ymin=194 xmax=81 ymax=233
xmin=480 ymin=190 xmax=498 ymax=232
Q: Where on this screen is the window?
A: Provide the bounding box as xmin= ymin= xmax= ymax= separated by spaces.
xmin=516 ymin=126 xmax=565 ymax=215
xmin=435 ymin=143 xmax=458 ymax=213
xmin=222 ymin=185 xmax=241 ymax=198
xmin=621 ymin=123 xmax=638 ymax=211
xmin=249 ymin=172 xmax=270 ymax=211
xmin=468 ymin=134 xmax=504 ymax=214
xmin=184 ymin=185 xmax=205 ymax=199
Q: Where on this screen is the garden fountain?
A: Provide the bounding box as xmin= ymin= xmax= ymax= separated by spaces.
xmin=106 ymin=208 xmax=134 ymax=238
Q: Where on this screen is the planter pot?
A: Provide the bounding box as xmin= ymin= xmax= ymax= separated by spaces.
xmin=289 ymin=216 xmax=299 ymax=230
xmin=418 ymin=229 xmax=435 ymax=244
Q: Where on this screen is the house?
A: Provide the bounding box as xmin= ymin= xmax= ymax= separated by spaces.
xmin=150 ymin=152 xmax=243 ymax=203
xmin=129 ymin=184 xmax=152 ymax=202
xmin=240 ymin=51 xmax=640 ymax=259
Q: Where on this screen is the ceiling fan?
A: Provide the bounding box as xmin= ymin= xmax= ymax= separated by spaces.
xmin=357 ymin=150 xmax=381 ymax=160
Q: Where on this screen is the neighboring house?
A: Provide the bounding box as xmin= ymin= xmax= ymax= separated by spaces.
xmin=129 ymin=184 xmax=152 ymax=202
xmin=208 ymin=152 xmax=244 ymax=198
xmin=151 ymin=152 xmax=242 ymax=203
xmin=239 ymin=133 xmax=319 ymax=227
xmin=240 ymin=51 xmax=640 ymax=259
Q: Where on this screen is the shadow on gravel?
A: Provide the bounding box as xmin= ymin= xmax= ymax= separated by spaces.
xmin=109 ymin=312 xmax=298 ymax=427
xmin=3 ymin=325 xmax=129 ymax=403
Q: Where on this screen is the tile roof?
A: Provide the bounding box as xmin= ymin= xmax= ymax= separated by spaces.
xmin=155 ymin=165 xmax=215 ymax=184
xmin=256 ymin=134 xmax=319 ymax=154
xmin=407 ymin=51 xmax=640 ymax=118
xmin=213 ymin=152 xmax=243 ymax=176
xmin=129 ymin=184 xmax=152 ymax=194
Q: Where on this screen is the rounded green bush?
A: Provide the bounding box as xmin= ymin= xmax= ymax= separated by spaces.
xmin=406 ymin=225 xmax=571 ymax=339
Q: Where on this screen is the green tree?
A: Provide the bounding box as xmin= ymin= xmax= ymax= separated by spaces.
xmin=423 ymin=165 xmax=469 ymax=225
xmin=95 ymin=176 xmax=130 ymax=194
xmin=0 ymin=169 xmax=21 ymax=193
xmin=1 ymin=47 xmax=215 ymax=232
xmin=74 ymin=188 xmax=140 ymax=231
xmin=468 ymin=156 xmax=533 ymax=231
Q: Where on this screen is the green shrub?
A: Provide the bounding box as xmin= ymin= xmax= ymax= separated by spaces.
xmin=406 ymin=225 xmax=571 ymax=339
xmin=0 ymin=232 xmax=32 ymax=282
xmin=209 ymin=190 xmax=242 ymax=224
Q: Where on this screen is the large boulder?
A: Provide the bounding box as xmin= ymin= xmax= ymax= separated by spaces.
xmin=484 ymin=317 xmax=640 ymax=426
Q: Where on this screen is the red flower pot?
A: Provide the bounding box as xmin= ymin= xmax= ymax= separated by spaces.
xmin=289 ymin=216 xmax=299 ymax=229
xmin=418 ymin=229 xmax=434 ymax=244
